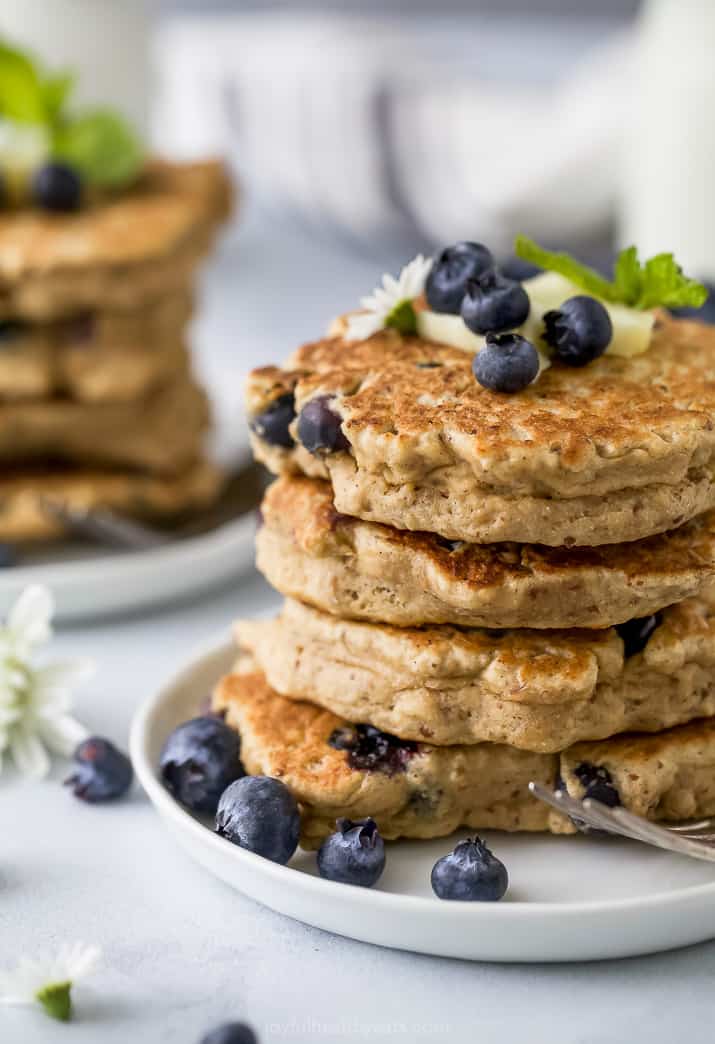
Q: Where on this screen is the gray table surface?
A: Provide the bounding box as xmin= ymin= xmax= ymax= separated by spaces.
xmin=4 ymin=211 xmax=715 ymax=1044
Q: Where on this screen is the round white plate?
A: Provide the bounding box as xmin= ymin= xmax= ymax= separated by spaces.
xmin=131 ymin=639 xmax=715 ymax=963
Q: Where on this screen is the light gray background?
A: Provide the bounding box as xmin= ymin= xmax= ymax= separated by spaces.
xmin=3 ymin=214 xmax=715 ymax=1043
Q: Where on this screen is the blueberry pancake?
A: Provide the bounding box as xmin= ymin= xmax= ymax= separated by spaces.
xmin=256 ymin=475 xmax=715 ymax=630
xmin=213 ymin=662 xmax=715 ymax=846
xmin=0 ymin=372 xmax=209 ymax=475
xmin=246 ymin=314 xmax=715 ymax=547
xmin=0 ymin=291 xmax=192 ymax=403
xmin=0 ymin=160 xmax=231 ymax=320
xmin=238 ymin=596 xmax=715 ymax=752
xmin=0 ymin=460 xmax=223 ymax=542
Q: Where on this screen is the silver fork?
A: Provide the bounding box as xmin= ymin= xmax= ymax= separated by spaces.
xmin=529 ymin=781 xmax=715 ymax=863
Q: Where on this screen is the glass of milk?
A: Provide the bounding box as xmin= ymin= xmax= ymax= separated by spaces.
xmin=619 ymin=0 xmax=715 ymax=280
xmin=0 ymin=0 xmax=152 ymax=132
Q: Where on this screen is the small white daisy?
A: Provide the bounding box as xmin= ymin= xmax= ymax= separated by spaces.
xmin=345 ymin=254 xmax=433 ymax=341
xmin=0 ymin=942 xmax=101 ymax=1021
xmin=0 ymin=585 xmax=93 ymax=778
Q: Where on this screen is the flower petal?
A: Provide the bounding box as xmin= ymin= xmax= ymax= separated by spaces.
xmin=8 ymin=585 xmax=54 ymax=650
xmin=34 ymin=659 xmax=94 ymax=693
xmin=37 ymin=715 xmax=88 ymax=757
xmin=10 ymin=728 xmax=50 ymax=779
xmin=345 ymin=313 xmax=384 ymax=342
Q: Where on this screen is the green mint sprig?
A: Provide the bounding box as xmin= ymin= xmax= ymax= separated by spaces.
xmin=0 ymin=37 xmax=143 ymax=189
xmin=515 ymin=235 xmax=707 ymax=311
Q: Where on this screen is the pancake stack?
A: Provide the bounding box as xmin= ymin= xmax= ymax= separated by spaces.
xmin=0 ymin=160 xmax=231 ymax=543
xmin=228 ymin=309 xmax=715 ymax=847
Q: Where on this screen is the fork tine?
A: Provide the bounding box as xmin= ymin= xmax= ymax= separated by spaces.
xmin=527 ymin=782 xmax=637 ymax=840
xmin=528 ymin=783 xmax=715 ymax=862
xmin=592 ymin=804 xmax=715 ymax=863
xmin=668 ymin=818 xmax=715 ymax=834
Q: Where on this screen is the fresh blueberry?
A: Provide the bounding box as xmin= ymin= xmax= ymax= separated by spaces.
xmin=317 ymin=817 xmax=386 ymax=887
xmin=0 ymin=319 xmax=26 ymax=343
xmin=63 ymin=313 xmax=96 ymax=344
xmin=65 ymin=737 xmax=133 ymax=803
xmin=574 ymin=762 xmax=620 ymax=807
xmin=500 ymin=256 xmax=541 ymax=282
xmin=215 ymin=775 xmax=300 ymax=864
xmin=328 ymin=724 xmax=417 ymax=775
xmin=0 ymin=544 xmax=16 ymax=567
xmin=461 ymin=270 xmax=530 ymax=334
xmin=297 ymin=395 xmax=349 ymax=455
xmin=543 ymin=295 xmax=612 ymax=367
xmin=425 ymin=242 xmax=494 ymax=314
xmin=200 ymin=1023 xmax=258 ymax=1044
xmin=249 ymin=392 xmax=296 ymax=449
xmin=472 ymin=332 xmax=539 ymax=394
xmin=33 ymin=162 xmax=82 ymax=212
xmin=160 ymin=716 xmax=243 ymax=814
xmin=431 ymin=837 xmax=508 ymax=901
xmin=616 ymin=613 xmax=662 ymax=659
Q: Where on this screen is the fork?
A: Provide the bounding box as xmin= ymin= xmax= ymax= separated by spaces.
xmin=529 ymin=781 xmax=715 ymax=863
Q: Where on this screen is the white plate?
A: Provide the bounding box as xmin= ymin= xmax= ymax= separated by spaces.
xmin=0 ymin=515 xmax=257 ymax=623
xmin=131 ymin=639 xmax=715 ymax=963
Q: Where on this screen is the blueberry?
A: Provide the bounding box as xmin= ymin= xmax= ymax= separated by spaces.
xmin=317 ymin=817 xmax=386 ymax=888
xmin=0 ymin=319 xmax=26 ymax=343
xmin=160 ymin=716 xmax=243 ymax=814
xmin=543 ymin=295 xmax=612 ymax=367
xmin=615 ymin=613 xmax=662 ymax=659
xmin=65 ymin=737 xmax=133 ymax=803
xmin=249 ymin=392 xmax=296 ymax=449
xmin=461 ymin=270 xmax=530 ymax=334
xmin=425 ymin=242 xmax=494 ymax=314
xmin=472 ymin=332 xmax=539 ymax=394
xmin=33 ymin=162 xmax=82 ymax=212
xmin=200 ymin=1023 xmax=258 ymax=1044
xmin=297 ymin=395 xmax=349 ymax=455
xmin=328 ymin=724 xmax=417 ymax=775
xmin=215 ymin=775 xmax=300 ymax=864
xmin=574 ymin=762 xmax=620 ymax=807
xmin=431 ymin=837 xmax=508 ymax=902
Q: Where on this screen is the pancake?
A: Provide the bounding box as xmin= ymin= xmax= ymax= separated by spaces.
xmin=0 ymin=291 xmax=192 ymax=402
xmin=0 ymin=460 xmax=223 ymax=542
xmin=213 ymin=662 xmax=715 ymax=846
xmin=256 ymin=475 xmax=715 ymax=630
xmin=247 ymin=314 xmax=715 ymax=546
xmin=0 ymin=372 xmax=210 ymax=475
xmin=237 ymin=596 xmax=715 ymax=752
xmin=0 ymin=160 xmax=232 ymax=320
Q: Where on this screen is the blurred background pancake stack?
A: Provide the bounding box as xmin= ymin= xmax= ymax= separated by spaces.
xmin=0 ymin=158 xmax=231 ymax=543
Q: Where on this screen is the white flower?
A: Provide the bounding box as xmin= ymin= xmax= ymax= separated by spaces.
xmin=0 ymin=942 xmax=101 ymax=1021
xmin=345 ymin=254 xmax=433 ymax=341
xmin=0 ymin=585 xmax=93 ymax=779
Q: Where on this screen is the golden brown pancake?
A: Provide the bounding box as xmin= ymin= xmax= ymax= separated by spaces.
xmin=0 ymin=160 xmax=232 ymax=319
xmin=247 ymin=314 xmax=715 ymax=546
xmin=256 ymin=475 xmax=715 ymax=629
xmin=214 ymin=661 xmax=715 ymax=846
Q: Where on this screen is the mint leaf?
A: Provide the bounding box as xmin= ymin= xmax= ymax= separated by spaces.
xmin=637 ymin=253 xmax=708 ymax=309
xmin=613 ymin=245 xmax=641 ymax=305
xmin=54 ymin=109 xmax=143 ymax=188
xmin=0 ymin=41 xmax=45 ymax=123
xmin=41 ymin=70 xmax=75 ymax=123
xmin=514 ymin=235 xmax=617 ymax=302
xmin=515 ymin=235 xmax=707 ymax=312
